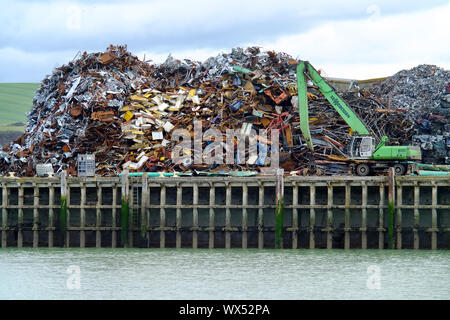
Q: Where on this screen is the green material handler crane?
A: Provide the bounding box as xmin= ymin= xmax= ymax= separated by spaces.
xmin=297 ymin=61 xmax=421 ymax=176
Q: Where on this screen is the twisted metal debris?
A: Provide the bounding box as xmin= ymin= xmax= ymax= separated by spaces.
xmin=373 ymin=64 xmax=450 ymax=164
xmin=0 ymin=46 xmax=448 ymax=176
xmin=1 ymin=45 xmax=153 ymax=176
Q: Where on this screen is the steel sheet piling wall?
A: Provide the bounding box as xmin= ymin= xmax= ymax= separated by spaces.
xmin=0 ymin=176 xmax=449 ymax=249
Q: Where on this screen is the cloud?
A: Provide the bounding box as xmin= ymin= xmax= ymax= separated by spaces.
xmin=1 ymin=0 xmax=449 ymax=52
xmin=0 ymin=0 xmax=449 ymax=81
xmin=0 ymin=47 xmax=76 ymax=82
xmin=255 ymin=3 xmax=450 ymax=78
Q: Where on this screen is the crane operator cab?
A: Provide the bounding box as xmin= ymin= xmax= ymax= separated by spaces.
xmin=348 ymin=135 xmax=376 ymax=159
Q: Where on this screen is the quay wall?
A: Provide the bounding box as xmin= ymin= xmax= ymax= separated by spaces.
xmin=0 ymin=175 xmax=449 ymax=249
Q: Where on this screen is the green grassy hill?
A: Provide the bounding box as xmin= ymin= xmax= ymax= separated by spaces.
xmin=0 ymin=83 xmax=39 ymax=125
xmin=0 ymin=83 xmax=39 ymax=145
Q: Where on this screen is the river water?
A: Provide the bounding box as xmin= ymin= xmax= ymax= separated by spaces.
xmin=0 ymin=248 xmax=448 ymax=300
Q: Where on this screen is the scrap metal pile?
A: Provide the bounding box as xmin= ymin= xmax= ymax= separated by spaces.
xmin=0 ymin=45 xmax=153 ymax=176
xmin=372 ymin=64 xmax=450 ymax=164
xmin=0 ymin=45 xmax=446 ymax=176
xmin=117 ymin=82 xmax=415 ymax=175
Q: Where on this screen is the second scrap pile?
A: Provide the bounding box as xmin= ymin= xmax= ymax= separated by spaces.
xmin=117 ymin=47 xmax=414 ymax=175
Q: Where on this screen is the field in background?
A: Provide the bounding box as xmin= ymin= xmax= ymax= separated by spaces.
xmin=0 ymin=83 xmax=39 ymax=145
xmin=0 ymin=83 xmax=38 ymax=125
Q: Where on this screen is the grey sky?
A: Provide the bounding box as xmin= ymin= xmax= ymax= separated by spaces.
xmin=1 ymin=0 xmax=449 ymax=82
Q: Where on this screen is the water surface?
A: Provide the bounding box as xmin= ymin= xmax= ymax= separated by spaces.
xmin=0 ymin=248 xmax=448 ymax=299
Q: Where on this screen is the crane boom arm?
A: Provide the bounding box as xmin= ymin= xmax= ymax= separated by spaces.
xmin=297 ymin=61 xmax=371 ymax=151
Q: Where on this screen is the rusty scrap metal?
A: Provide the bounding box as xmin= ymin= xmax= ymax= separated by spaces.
xmin=0 ymin=46 xmax=448 ymax=177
